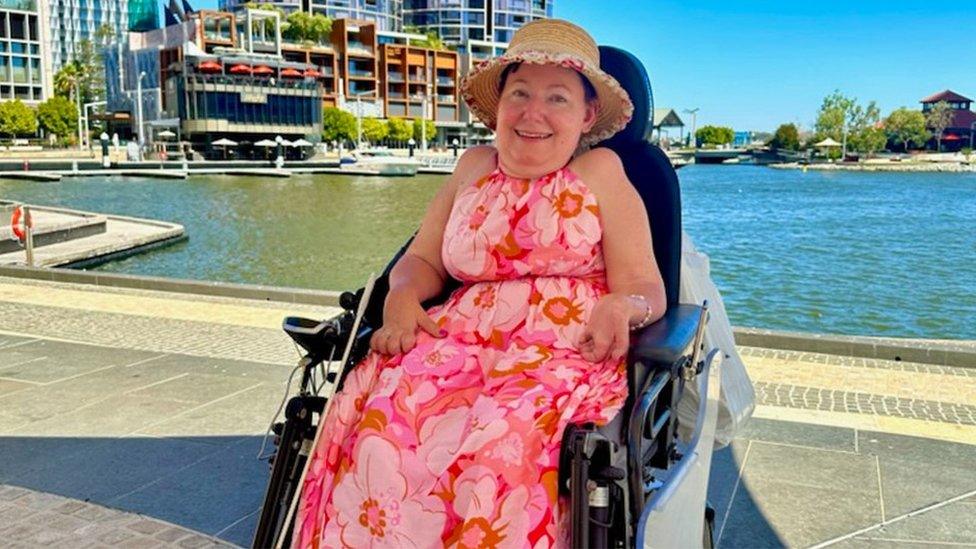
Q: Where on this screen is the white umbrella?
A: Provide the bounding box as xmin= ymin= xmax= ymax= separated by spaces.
xmin=289 ymin=138 xmax=313 ymax=147
xmin=158 ymin=130 xmax=176 ymax=138
xmin=814 ymin=137 xmax=841 ymax=147
xmin=212 ymin=138 xmax=238 ymax=146
xmin=277 ymin=138 xmax=293 ymax=146
xmin=254 ymin=139 xmax=278 ymax=147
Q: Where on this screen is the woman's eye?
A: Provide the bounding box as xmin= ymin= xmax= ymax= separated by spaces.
xmin=512 ymin=89 xmax=529 ymax=98
xmin=549 ymin=95 xmax=568 ymax=104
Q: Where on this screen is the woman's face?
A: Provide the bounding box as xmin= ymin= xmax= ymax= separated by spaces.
xmin=494 ymin=63 xmax=598 ymax=177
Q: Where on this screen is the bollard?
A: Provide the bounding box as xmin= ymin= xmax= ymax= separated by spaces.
xmin=72 ymin=160 xmax=78 ymax=173
xmin=23 ymin=206 xmax=34 ymax=267
xmin=23 ymin=159 xmax=29 ymax=171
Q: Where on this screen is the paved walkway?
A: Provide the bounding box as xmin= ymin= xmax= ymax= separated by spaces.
xmin=0 ymin=275 xmax=973 ymax=547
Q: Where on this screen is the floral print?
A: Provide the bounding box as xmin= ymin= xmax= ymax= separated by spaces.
xmin=294 ymin=166 xmax=627 ymax=548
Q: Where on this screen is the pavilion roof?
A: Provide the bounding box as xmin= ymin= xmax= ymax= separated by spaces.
xmin=653 ymin=108 xmax=684 ymax=128
xmin=920 ymin=89 xmax=972 ymax=104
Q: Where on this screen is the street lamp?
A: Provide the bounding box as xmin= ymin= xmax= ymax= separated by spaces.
xmin=451 ymin=137 xmax=459 ymax=157
xmin=683 ymin=108 xmax=699 ymax=149
xmin=407 ymin=137 xmax=416 ymax=158
xmin=136 ymin=70 xmax=147 ymax=161
xmin=72 ymin=79 xmax=85 ymax=151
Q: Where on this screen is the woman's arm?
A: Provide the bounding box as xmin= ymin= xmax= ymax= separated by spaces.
xmin=372 ymin=146 xmax=496 ymax=355
xmin=571 ymin=147 xmax=667 ymax=361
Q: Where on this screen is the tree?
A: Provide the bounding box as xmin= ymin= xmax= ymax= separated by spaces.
xmin=413 ymin=118 xmax=437 ymax=143
xmin=321 ymin=107 xmax=357 ymax=143
xmin=695 ymin=125 xmax=734 ymax=146
xmin=387 ymin=117 xmax=412 ymax=142
xmin=768 ymin=123 xmax=800 ymax=151
xmin=282 ymin=12 xmax=332 ymax=45
xmin=847 ymin=101 xmax=885 ymax=155
xmin=53 ymin=40 xmax=105 ymax=105
xmin=94 ymin=23 xmax=116 ymax=46
xmin=814 ymin=90 xmax=856 ymax=141
xmin=361 ymin=118 xmax=388 ymax=143
xmin=884 ymin=107 xmax=928 ymax=152
xmin=37 ymin=96 xmax=79 ymax=141
xmin=925 ymin=101 xmax=954 ymax=152
xmin=851 ymin=127 xmax=887 ymax=157
xmin=0 ymin=100 xmax=38 ymax=138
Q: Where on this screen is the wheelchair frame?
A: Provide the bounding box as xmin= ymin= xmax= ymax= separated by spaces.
xmin=252 ymin=288 xmax=717 ymax=548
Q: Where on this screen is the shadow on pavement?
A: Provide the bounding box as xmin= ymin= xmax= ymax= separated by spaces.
xmin=0 ymin=435 xmax=271 ymax=547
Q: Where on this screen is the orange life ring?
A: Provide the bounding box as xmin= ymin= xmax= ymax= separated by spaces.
xmin=11 ymin=206 xmax=25 ymax=242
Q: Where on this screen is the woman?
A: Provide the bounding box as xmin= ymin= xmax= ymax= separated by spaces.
xmin=295 ymin=19 xmax=666 ymax=547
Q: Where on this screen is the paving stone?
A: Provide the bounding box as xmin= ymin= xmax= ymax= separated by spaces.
xmin=155 ymin=526 xmax=192 ymax=543
xmin=177 ymin=534 xmax=219 ymax=548
xmin=54 ymin=499 xmax=89 ymax=515
xmin=0 ymin=484 xmax=31 ymax=501
xmin=738 ymin=417 xmax=856 ymax=452
xmin=862 ymin=501 xmax=976 ymax=545
xmin=126 ymin=518 xmax=170 ymax=536
xmin=10 ymin=489 xmax=68 ymax=510
xmin=115 ymin=535 xmax=169 ymax=548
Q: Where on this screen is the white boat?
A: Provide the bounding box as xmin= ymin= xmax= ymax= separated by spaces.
xmin=341 ymin=149 xmax=420 ymax=176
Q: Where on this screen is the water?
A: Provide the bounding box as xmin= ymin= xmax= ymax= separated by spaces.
xmin=2 ymin=165 xmax=973 ymax=339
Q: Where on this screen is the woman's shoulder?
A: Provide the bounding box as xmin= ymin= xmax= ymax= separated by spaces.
xmin=568 ymin=147 xmax=633 ymax=199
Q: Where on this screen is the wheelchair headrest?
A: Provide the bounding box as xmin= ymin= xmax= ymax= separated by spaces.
xmin=596 ymin=46 xmax=654 ymax=148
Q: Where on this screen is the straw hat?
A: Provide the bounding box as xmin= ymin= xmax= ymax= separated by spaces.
xmin=461 ymin=19 xmax=634 ymax=147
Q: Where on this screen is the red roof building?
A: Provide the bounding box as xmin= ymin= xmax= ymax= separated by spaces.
xmin=919 ymin=89 xmax=976 ymax=150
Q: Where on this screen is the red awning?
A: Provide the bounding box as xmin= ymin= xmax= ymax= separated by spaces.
xmin=252 ymin=65 xmax=274 ymax=75
xmin=229 ymin=64 xmax=252 ymax=74
xmin=197 ymin=60 xmax=222 ymax=72
xmin=304 ymin=68 xmax=322 ymax=78
xmin=280 ymin=68 xmax=303 ymax=78
xmin=943 ymin=134 xmax=961 ymax=141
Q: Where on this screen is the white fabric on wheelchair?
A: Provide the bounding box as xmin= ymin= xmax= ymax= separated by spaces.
xmin=675 ymin=231 xmax=756 ymax=448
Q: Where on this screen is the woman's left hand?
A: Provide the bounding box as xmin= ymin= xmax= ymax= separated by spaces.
xmin=578 ymin=294 xmax=633 ymax=363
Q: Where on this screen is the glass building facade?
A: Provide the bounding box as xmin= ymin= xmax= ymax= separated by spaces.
xmin=0 ymin=0 xmax=48 ymax=104
xmin=308 ymin=0 xmax=402 ymax=32
xmin=49 ymin=0 xmax=160 ymax=72
xmin=403 ymin=0 xmax=552 ymax=44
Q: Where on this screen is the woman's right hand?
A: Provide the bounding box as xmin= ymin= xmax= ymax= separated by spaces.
xmin=370 ymin=288 xmax=446 ymax=355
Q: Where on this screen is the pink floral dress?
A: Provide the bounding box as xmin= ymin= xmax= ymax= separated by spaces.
xmin=294 ymin=165 xmax=628 ymax=548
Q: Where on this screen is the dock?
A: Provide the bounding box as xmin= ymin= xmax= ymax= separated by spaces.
xmin=0 ymin=171 xmax=62 ymax=182
xmin=0 ymin=202 xmax=185 ymax=268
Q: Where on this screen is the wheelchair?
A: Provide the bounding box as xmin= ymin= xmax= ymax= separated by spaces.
xmin=252 ymin=46 xmax=723 ymax=549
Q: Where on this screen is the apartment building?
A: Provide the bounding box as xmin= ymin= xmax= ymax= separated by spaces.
xmin=0 ymin=0 xmax=51 ymax=104
xmin=402 ymin=0 xmax=552 ymax=45
xmin=49 ymin=0 xmax=150 ymax=71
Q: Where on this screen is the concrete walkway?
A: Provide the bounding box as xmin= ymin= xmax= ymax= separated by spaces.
xmin=0 ymin=275 xmax=973 ymax=547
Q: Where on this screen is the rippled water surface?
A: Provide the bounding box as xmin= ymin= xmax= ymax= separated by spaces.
xmin=3 ymin=165 xmax=973 ymax=339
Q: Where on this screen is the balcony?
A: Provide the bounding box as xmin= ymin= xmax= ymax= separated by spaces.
xmin=387 ymin=73 xmax=405 ymax=83
xmin=437 ymin=76 xmax=454 ymax=86
xmin=347 ymin=68 xmax=375 ymax=78
xmin=436 ymin=95 xmax=455 ymax=103
xmin=346 ymin=40 xmax=374 ymax=56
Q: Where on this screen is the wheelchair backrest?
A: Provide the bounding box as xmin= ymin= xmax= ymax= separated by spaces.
xmin=595 ymin=46 xmax=682 ymax=308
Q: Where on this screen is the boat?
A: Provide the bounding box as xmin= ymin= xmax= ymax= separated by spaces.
xmin=340 ymin=149 xmax=420 ymax=176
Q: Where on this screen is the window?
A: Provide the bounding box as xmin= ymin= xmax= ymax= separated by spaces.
xmin=10 ymin=14 xmax=26 ymax=40
xmin=12 ymin=56 xmax=27 ymax=83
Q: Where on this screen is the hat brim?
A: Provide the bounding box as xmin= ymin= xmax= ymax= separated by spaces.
xmin=461 ymin=50 xmax=635 ymax=147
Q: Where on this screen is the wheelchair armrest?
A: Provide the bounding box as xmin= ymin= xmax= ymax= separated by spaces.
xmin=629 ymin=304 xmax=704 ymax=365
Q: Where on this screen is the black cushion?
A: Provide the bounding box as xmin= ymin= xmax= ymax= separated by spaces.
xmin=596 ymin=46 xmax=681 ymax=307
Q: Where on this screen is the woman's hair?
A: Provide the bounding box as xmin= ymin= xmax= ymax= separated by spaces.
xmin=498 ymin=62 xmax=597 ymax=102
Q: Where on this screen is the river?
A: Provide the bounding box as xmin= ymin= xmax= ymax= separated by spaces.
xmin=2 ymin=164 xmax=974 ymax=339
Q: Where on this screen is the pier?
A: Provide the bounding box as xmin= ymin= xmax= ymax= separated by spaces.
xmin=0 ymin=202 xmax=185 ymax=268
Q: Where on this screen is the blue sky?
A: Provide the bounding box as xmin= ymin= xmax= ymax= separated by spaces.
xmin=190 ymin=0 xmax=976 ymax=132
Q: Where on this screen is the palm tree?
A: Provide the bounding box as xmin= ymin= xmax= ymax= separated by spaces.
xmin=53 ymin=63 xmax=80 ymax=101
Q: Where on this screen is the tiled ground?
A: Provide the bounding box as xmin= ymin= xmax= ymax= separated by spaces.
xmin=0 ymin=276 xmax=973 ymax=547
